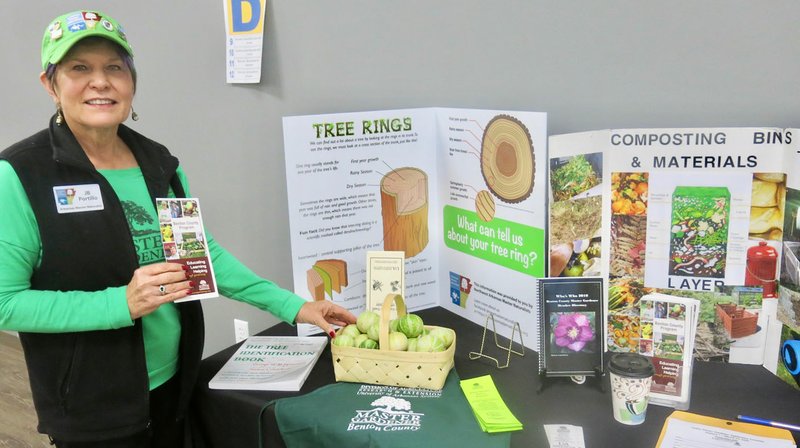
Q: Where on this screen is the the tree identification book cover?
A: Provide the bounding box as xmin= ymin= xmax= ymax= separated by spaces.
xmin=537 ymin=277 xmax=604 ymax=376
xmin=208 ymin=336 xmax=328 ymax=391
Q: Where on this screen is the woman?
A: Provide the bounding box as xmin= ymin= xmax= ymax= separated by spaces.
xmin=0 ymin=10 xmax=355 ymax=447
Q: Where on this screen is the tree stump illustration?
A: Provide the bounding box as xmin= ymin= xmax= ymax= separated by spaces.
xmin=380 ymin=167 xmax=429 ymax=258
xmin=481 ymin=114 xmax=535 ymax=203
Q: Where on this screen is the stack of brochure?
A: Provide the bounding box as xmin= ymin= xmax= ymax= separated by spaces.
xmin=638 ymin=293 xmax=700 ymax=410
xmin=459 ymin=375 xmax=523 ymax=433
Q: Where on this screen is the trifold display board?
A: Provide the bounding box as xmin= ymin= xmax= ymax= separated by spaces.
xmin=283 ymin=108 xmax=547 ymax=349
xmin=548 ymin=128 xmax=800 ymax=390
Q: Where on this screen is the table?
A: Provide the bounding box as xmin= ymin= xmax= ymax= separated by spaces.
xmin=193 ymin=307 xmax=800 ymax=447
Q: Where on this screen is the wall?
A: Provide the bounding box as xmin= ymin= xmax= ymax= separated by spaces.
xmin=2 ymin=1 xmax=799 ymax=356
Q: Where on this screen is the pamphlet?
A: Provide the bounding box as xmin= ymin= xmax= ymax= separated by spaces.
xmin=459 ymin=374 xmax=523 ymax=433
xmin=639 ymin=293 xmax=700 ymax=409
xmin=543 ymin=424 xmax=586 ymax=448
xmin=365 ymin=250 xmax=405 ymax=317
xmin=208 ymin=336 xmax=327 ymax=391
xmin=156 ymin=198 xmax=218 ymax=301
xmin=536 ymin=277 xmax=604 ymax=377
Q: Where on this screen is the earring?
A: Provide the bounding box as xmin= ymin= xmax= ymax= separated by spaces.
xmin=131 ymin=108 xmax=139 ymax=121
xmin=55 ymin=106 xmax=63 ymax=126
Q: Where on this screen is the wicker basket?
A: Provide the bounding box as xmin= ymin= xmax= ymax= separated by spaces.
xmin=331 ymin=294 xmax=455 ymax=390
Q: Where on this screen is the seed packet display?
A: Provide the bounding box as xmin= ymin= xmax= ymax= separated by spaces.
xmin=156 ymin=198 xmax=218 ymax=301
xmin=537 ymin=277 xmax=605 ymax=376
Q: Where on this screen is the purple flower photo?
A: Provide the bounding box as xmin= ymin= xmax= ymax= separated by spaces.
xmin=551 ymin=312 xmax=596 ymax=353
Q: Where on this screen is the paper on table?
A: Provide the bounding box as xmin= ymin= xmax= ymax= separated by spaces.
xmin=656 ymin=411 xmax=796 ymax=448
xmin=460 ymin=375 xmax=523 ymax=433
xmin=544 ymin=424 xmax=586 ymax=448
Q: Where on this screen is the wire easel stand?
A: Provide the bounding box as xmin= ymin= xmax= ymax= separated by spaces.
xmin=468 ymin=313 xmax=524 ymax=369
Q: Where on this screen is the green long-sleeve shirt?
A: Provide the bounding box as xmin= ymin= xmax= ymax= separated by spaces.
xmin=0 ymin=161 xmax=305 ymax=389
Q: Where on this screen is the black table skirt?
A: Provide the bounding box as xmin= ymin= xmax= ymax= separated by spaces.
xmin=192 ymin=307 xmax=800 ymax=447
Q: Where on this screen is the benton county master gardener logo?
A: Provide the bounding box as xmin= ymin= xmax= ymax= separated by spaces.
xmin=347 ymin=396 xmax=423 ymax=432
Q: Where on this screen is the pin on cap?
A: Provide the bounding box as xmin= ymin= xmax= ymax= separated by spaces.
xmin=41 ymin=10 xmax=133 ymax=70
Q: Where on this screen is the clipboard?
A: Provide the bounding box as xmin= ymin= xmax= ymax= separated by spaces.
xmin=656 ymin=411 xmax=796 ymax=448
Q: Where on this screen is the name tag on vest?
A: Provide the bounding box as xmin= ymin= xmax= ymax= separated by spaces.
xmin=53 ymin=184 xmax=104 ymax=213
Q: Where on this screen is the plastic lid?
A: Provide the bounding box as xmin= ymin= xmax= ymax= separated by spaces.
xmin=608 ymin=353 xmax=654 ymax=378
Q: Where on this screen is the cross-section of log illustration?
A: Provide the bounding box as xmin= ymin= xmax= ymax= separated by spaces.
xmin=380 ymin=167 xmax=429 ymax=258
xmin=307 ymin=268 xmax=325 ymax=301
xmin=307 ymin=258 xmax=349 ymax=300
xmin=475 ymin=190 xmax=496 ymax=222
xmin=480 ymin=114 xmax=535 ymax=203
xmin=314 ymin=259 xmax=349 ymax=292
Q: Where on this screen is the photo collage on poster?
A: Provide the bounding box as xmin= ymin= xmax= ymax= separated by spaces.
xmin=548 ymin=128 xmax=800 ymax=390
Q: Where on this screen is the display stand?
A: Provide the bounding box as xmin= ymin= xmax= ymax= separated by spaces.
xmin=537 ymin=366 xmax=605 ymax=393
xmin=468 ymin=313 xmax=524 ymax=369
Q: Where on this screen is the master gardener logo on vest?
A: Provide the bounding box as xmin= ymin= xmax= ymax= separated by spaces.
xmin=347 ymin=396 xmax=424 ymax=432
xmin=121 ymin=200 xmax=164 ymax=265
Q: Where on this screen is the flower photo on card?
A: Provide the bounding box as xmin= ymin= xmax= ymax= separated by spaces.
xmin=550 ymin=312 xmax=597 ymax=354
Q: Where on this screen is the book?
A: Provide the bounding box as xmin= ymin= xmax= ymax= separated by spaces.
xmin=639 ymin=293 xmax=700 ymax=409
xmin=156 ymin=197 xmax=218 ymax=302
xmin=208 ymin=336 xmax=328 ymax=391
xmin=536 ymin=277 xmax=605 ymax=376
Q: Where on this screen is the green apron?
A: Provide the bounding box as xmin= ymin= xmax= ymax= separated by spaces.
xmin=272 ymin=370 xmax=511 ymax=448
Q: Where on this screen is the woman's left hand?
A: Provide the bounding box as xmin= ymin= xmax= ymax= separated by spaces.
xmin=295 ymin=301 xmax=357 ymax=338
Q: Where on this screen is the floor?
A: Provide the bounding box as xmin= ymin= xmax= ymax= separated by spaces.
xmin=0 ymin=332 xmax=51 ymax=447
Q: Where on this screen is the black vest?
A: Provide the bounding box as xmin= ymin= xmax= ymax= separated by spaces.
xmin=0 ymin=117 xmax=204 ymax=441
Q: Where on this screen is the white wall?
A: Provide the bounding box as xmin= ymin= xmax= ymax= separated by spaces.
xmin=2 ymin=1 xmax=799 ymax=356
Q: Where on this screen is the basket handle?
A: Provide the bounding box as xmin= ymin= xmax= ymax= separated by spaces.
xmin=379 ymin=294 xmax=407 ymax=351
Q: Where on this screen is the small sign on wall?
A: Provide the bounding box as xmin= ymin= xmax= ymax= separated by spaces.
xmin=223 ymin=0 xmax=266 ymax=83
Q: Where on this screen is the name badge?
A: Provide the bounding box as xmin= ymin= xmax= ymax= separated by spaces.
xmin=53 ymin=184 xmax=104 ymax=213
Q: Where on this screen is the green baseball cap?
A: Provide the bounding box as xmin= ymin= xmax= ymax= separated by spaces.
xmin=41 ymin=10 xmax=133 ymax=71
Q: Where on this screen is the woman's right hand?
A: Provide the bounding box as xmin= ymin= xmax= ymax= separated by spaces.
xmin=126 ymin=262 xmax=193 ymax=319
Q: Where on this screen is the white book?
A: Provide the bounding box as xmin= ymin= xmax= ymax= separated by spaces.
xmin=208 ymin=336 xmax=327 ymax=391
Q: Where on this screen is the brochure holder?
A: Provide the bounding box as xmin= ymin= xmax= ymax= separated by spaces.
xmin=468 ymin=313 xmax=524 ymax=369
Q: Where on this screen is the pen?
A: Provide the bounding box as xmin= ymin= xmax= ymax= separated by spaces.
xmin=737 ymin=415 xmax=800 ymax=432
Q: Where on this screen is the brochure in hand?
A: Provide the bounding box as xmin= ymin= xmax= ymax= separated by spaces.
xmin=156 ymin=197 xmax=218 ymax=301
xmin=208 ymin=336 xmax=328 ymax=391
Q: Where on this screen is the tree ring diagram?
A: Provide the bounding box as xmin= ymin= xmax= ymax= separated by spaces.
xmin=475 ymin=190 xmax=496 ymax=222
xmin=480 ymin=114 xmax=535 ymax=203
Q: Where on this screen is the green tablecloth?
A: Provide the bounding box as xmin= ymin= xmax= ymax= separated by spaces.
xmin=272 ymin=369 xmax=511 ymax=448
